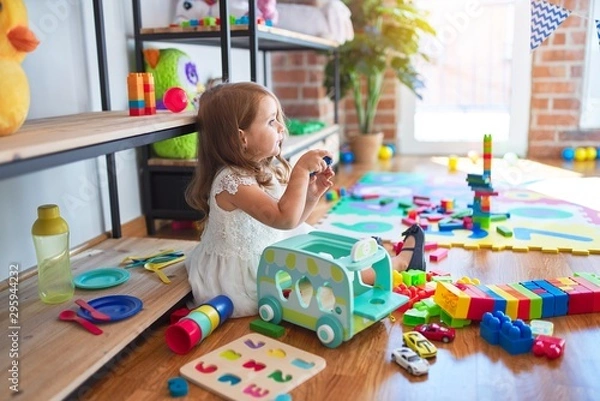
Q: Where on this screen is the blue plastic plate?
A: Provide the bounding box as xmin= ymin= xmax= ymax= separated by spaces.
xmin=77 ymin=295 xmax=143 ymax=323
xmin=73 ymin=268 xmax=130 ymax=290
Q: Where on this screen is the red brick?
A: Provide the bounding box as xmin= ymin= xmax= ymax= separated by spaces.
xmin=532 ymin=66 xmax=567 ymax=78
xmin=272 ymin=70 xmax=307 ymax=84
xmin=530 ymin=97 xmax=550 ymax=109
xmin=571 ymin=65 xmax=583 ymax=78
xmin=552 ymin=33 xmax=566 ymax=45
xmin=558 ymin=130 xmax=600 ymax=141
xmin=570 ymin=31 xmax=587 ymax=45
xmin=274 ymin=86 xmax=300 ymax=100
xmin=553 ymin=98 xmax=581 ymax=110
xmin=532 ymin=82 xmax=576 ymax=94
xmin=536 ymin=113 xmax=579 ymax=126
xmin=301 ymin=86 xmax=327 ymax=99
xmin=527 ymin=145 xmax=563 ymax=159
xmin=540 ymin=49 xmax=586 ymax=62
xmin=528 ymin=129 xmax=556 ymax=141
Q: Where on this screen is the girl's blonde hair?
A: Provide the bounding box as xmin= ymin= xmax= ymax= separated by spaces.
xmin=185 ymin=82 xmax=291 ymax=223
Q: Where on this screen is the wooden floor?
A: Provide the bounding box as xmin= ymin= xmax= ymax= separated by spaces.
xmin=78 ymin=156 xmax=600 ymax=401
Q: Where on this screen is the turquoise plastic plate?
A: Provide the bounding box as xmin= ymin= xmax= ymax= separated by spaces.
xmin=73 ymin=268 xmax=130 ymax=290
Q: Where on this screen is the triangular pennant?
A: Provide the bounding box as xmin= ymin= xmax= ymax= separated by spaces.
xmin=530 ymin=0 xmax=571 ymax=51
xmin=596 ymin=19 xmax=600 ymax=45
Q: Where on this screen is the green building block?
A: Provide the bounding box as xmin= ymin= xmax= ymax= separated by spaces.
xmin=250 ymin=319 xmax=285 ymax=338
xmin=496 ymin=225 xmax=513 ymax=237
xmin=402 ymin=308 xmax=429 ymax=326
xmin=401 ymin=270 xmax=426 ymax=286
xmin=440 ymin=309 xmax=471 ymax=328
xmin=414 ymin=297 xmax=440 ymax=317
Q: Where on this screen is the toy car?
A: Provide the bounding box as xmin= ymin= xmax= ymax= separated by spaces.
xmin=403 ymin=331 xmax=437 ymax=358
xmin=391 ymin=347 xmax=430 ymax=376
xmin=532 ymin=334 xmax=565 ymax=359
xmin=414 ymin=323 xmax=456 ymax=343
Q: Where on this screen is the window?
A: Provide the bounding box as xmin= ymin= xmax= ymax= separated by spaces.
xmin=399 ymin=0 xmax=531 ymax=156
xmin=580 ymin=2 xmax=600 ymax=129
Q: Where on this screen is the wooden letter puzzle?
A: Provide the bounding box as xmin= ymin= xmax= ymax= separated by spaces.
xmin=180 ymin=333 xmax=326 ymax=400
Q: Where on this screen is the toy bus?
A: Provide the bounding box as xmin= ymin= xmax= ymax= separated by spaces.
xmin=256 ymin=231 xmax=408 ymax=348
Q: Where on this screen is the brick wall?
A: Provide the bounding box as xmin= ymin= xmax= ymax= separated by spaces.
xmin=272 ymin=0 xmax=600 ymax=157
xmin=529 ymin=0 xmax=600 ymax=158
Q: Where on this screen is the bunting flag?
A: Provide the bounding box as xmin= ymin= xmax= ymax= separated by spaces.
xmin=596 ymin=19 xmax=600 ymax=45
xmin=530 ymin=0 xmax=571 ymax=51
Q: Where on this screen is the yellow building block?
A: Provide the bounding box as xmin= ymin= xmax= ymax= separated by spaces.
xmin=433 ymin=282 xmax=471 ymax=319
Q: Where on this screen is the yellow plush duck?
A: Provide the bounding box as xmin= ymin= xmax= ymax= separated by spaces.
xmin=0 ymin=0 xmax=39 ymax=136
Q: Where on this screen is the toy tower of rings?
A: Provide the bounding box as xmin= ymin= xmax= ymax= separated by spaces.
xmin=466 ymin=134 xmax=498 ymax=229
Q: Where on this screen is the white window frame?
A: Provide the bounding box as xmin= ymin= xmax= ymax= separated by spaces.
xmin=398 ymin=0 xmax=531 ymax=157
xmin=580 ymin=2 xmax=600 ymax=129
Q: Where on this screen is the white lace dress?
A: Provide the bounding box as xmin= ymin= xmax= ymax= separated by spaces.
xmin=185 ymin=166 xmax=311 ymax=317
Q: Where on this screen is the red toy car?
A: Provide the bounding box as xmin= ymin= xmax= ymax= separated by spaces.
xmin=414 ymin=323 xmax=456 ymax=343
xmin=532 ymin=334 xmax=565 ymax=359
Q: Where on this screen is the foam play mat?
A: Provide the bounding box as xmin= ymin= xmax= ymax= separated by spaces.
xmin=315 ymin=171 xmax=600 ymax=255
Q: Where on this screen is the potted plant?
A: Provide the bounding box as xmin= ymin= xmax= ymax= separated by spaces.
xmin=324 ymin=0 xmax=435 ymax=163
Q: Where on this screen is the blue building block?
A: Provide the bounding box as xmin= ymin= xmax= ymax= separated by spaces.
xmin=479 ymin=310 xmax=509 ymax=345
xmin=520 ymin=280 xmax=555 ymax=318
xmin=534 ymin=280 xmax=568 ymax=316
xmin=498 ymin=319 xmax=534 ymax=355
xmin=168 ymin=377 xmax=189 ymax=397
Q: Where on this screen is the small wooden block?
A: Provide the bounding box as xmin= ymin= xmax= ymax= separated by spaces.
xmin=250 ymin=319 xmax=285 ymax=338
xmin=429 ymin=248 xmax=448 ymax=262
xmin=496 ymin=225 xmax=513 ymax=237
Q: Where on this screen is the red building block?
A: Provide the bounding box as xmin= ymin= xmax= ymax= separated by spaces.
xmin=429 ymin=248 xmax=448 ymax=262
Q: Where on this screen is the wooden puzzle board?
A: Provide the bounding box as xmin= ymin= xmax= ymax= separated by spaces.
xmin=315 ymin=171 xmax=600 ymax=255
xmin=180 ymin=333 xmax=326 ymax=400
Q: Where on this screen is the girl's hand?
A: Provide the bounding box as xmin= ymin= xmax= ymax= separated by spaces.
xmin=295 ymin=149 xmax=333 ymax=176
xmin=308 ymin=165 xmax=335 ymax=202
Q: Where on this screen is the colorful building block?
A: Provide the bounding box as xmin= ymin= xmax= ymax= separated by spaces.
xmin=498 ymin=318 xmax=533 ymax=355
xmin=250 ymin=319 xmax=285 ymax=338
xmin=433 ymin=282 xmax=471 ymax=319
xmin=480 ymin=310 xmax=508 ymax=345
xmin=429 ymin=248 xmax=448 ymax=262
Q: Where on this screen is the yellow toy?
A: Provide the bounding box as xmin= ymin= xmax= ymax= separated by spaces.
xmin=0 ymin=0 xmax=39 ymax=136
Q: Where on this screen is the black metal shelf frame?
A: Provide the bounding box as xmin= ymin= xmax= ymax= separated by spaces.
xmin=131 ymin=0 xmax=341 ymax=234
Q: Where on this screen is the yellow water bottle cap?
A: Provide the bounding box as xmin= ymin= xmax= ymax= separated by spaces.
xmin=37 ymin=204 xmax=60 ymax=219
xmin=32 ymin=204 xmax=68 ymax=235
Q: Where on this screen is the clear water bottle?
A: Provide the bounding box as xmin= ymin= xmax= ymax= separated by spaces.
xmin=31 ymin=204 xmax=74 ymax=304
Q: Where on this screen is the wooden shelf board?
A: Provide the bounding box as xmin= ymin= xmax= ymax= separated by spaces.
xmin=139 ymin=24 xmax=339 ymax=50
xmin=0 ymin=111 xmax=196 ymax=165
xmin=0 ymin=237 xmax=197 ymax=401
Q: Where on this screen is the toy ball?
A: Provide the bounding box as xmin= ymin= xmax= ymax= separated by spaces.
xmin=503 ymin=152 xmax=519 ymax=167
xmin=340 ymin=151 xmax=355 ymax=164
xmin=574 ymin=147 xmax=587 ymax=162
xmin=163 ymin=87 xmax=188 ymax=113
xmin=585 ymin=146 xmax=597 ymax=161
xmin=384 ymin=143 xmax=396 ymax=156
xmin=561 ymin=147 xmax=575 ymax=161
xmin=467 ymin=150 xmax=479 ymax=163
xmin=448 ymin=155 xmax=458 ymax=172
xmin=378 ymin=145 xmax=393 ymax=160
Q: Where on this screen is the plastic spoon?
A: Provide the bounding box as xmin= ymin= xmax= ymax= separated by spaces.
xmin=59 ymin=310 xmax=103 ymax=335
xmin=75 ymin=299 xmax=111 ymax=321
xmin=144 ymin=264 xmax=171 ymax=284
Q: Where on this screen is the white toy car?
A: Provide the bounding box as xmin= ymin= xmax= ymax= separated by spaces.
xmin=391 ymin=347 xmax=430 ymax=376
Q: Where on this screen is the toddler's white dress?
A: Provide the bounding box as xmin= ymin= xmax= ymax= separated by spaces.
xmin=185 ymin=166 xmax=311 ymax=317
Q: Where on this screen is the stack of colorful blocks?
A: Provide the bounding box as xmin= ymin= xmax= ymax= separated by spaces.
xmin=127 ymin=72 xmax=156 ymax=116
xmin=433 ymin=272 xmax=600 ymax=326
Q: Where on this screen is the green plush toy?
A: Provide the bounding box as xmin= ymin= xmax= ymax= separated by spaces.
xmin=144 ymin=48 xmax=201 ymax=159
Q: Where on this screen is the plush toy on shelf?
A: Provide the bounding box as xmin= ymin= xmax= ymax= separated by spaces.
xmin=173 ymin=0 xmax=278 ymax=24
xmin=144 ymin=48 xmax=203 ymax=159
xmin=0 ymin=0 xmax=39 ymax=136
